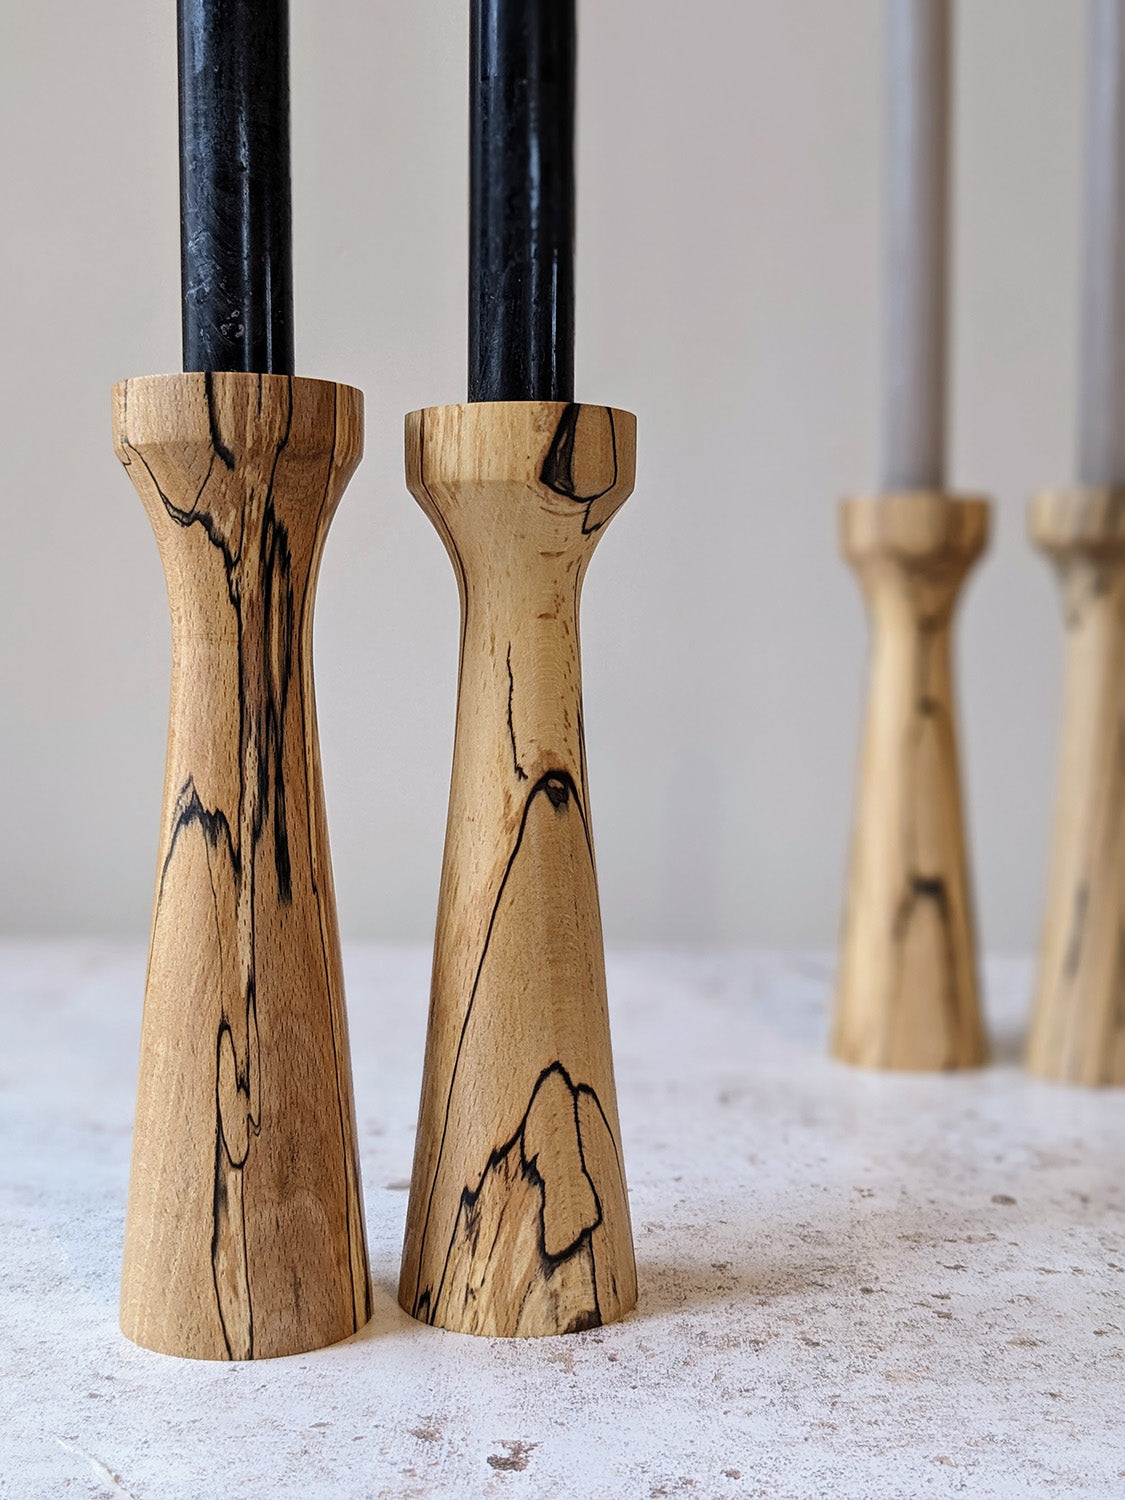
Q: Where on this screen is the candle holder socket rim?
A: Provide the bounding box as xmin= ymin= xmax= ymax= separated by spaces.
xmin=114 ymin=372 xmax=363 ymax=470
xmin=406 ymin=400 xmax=636 ymax=499
xmin=840 ymin=490 xmax=990 ymax=570
xmin=1029 ymin=486 xmax=1125 ymax=558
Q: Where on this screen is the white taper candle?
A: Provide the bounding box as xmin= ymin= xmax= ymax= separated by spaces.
xmin=882 ymin=0 xmax=950 ymax=492
xmin=1078 ymin=0 xmax=1125 ymax=485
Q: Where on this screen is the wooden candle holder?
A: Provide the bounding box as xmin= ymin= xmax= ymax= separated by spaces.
xmin=112 ymin=373 xmax=371 ymax=1359
xmin=399 ymin=401 xmax=638 ymax=1337
xmin=832 ymin=492 xmax=989 ymax=1071
xmin=1027 ymin=489 xmax=1125 ymax=1085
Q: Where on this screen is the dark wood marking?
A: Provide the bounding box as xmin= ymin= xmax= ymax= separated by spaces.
xmin=409 ymin=768 xmax=611 ymax=1321
xmin=204 ymin=372 xmax=237 ymax=470
xmin=540 ymin=404 xmax=619 ymax=532
xmin=424 ymin=1062 xmax=614 ymax=1333
xmin=884 ymin=622 xmax=965 ymax=1068
xmin=506 ymin=644 xmax=528 ymax=781
xmin=1063 ymin=884 xmax=1090 ymax=983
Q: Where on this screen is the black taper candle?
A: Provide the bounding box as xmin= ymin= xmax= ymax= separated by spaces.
xmin=469 ymin=0 xmax=575 ymax=403
xmin=178 ymin=0 xmax=294 ymax=374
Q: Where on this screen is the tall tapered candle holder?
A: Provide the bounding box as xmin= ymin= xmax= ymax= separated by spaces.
xmin=113 ymin=372 xmax=371 ymax=1358
xmin=399 ymin=401 xmax=637 ymax=1337
xmin=832 ymin=491 xmax=989 ymax=1071
xmin=1027 ymin=489 xmax=1125 ymax=1085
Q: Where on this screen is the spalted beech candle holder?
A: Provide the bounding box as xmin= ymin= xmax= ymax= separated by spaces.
xmin=1028 ymin=489 xmax=1125 ymax=1086
xmin=112 ymin=372 xmax=371 ymax=1359
xmin=832 ymin=492 xmax=989 ymax=1071
xmin=400 ymin=401 xmax=638 ymax=1338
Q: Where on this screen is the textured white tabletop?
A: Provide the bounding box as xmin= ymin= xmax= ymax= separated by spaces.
xmin=1 ymin=943 xmax=1123 ymax=1499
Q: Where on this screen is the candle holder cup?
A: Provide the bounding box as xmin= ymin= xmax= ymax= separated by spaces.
xmin=832 ymin=491 xmax=989 ymax=1071
xmin=1027 ymin=488 xmax=1125 ymax=1085
xmin=399 ymin=401 xmax=637 ymax=1337
xmin=113 ymin=372 xmax=371 ymax=1359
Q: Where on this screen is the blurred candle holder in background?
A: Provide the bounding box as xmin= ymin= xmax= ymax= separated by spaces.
xmin=831 ymin=0 xmax=989 ymax=1072
xmin=1027 ymin=0 xmax=1125 ymax=1087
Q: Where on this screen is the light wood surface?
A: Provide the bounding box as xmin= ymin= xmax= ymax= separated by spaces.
xmin=1028 ymin=487 xmax=1125 ymax=1085
xmin=400 ymin=401 xmax=638 ymax=1337
xmin=832 ymin=491 xmax=989 ymax=1071
xmin=112 ymin=372 xmax=371 ymax=1359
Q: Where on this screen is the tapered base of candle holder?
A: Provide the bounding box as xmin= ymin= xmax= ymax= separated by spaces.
xmin=113 ymin=373 xmax=371 ymax=1359
xmin=1027 ymin=488 xmax=1125 ymax=1086
xmin=832 ymin=491 xmax=989 ymax=1072
xmin=399 ymin=401 xmax=638 ymax=1338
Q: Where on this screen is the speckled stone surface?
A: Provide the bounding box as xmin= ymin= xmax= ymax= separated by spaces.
xmin=1 ymin=943 xmax=1123 ymax=1499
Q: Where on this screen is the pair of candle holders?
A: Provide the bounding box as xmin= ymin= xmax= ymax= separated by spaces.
xmin=112 ymin=371 xmax=635 ymax=1358
xmin=112 ymin=372 xmax=1121 ymax=1363
xmin=835 ymin=484 xmax=1125 ymax=1088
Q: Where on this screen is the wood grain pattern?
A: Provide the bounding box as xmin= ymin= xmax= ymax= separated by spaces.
xmin=401 ymin=401 xmax=637 ymax=1337
xmin=1028 ymin=488 xmax=1125 ymax=1085
xmin=112 ymin=372 xmax=371 ymax=1359
xmin=832 ymin=492 xmax=989 ymax=1071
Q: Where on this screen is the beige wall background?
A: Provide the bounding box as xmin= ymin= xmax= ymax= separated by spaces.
xmin=0 ymin=1 xmax=1083 ymax=948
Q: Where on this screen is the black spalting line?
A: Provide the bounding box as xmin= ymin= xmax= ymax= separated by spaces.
xmin=244 ymin=377 xmax=296 ymax=908
xmin=214 ymin=1009 xmax=262 ymax=1171
xmin=258 ymin=509 xmax=295 ymax=902
xmin=1062 ymin=884 xmax=1090 ymax=984
xmin=410 ymin=769 xmax=610 ymax=1320
xmin=157 ymin=778 xmax=241 ymax=894
xmin=539 ymin=404 xmax=618 ymax=532
xmin=506 ymin=644 xmax=528 ymax=781
xmin=888 ymin=621 xmax=967 ymax=1069
xmin=119 ymin=381 xmax=243 ymax=611
xmin=205 ymin=372 xmax=237 ymax=469
xmin=207 ymin=378 xmax=292 ymax=1358
xmin=1047 ymin=712 xmax=1125 ymax=1079
xmin=426 ymin=1061 xmax=610 ymax=1333
xmin=210 ymin=980 xmax=262 ymax=1359
xmin=155 ymin=775 xmax=258 ymax=1358
xmin=576 ymin=698 xmax=588 ymax=807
